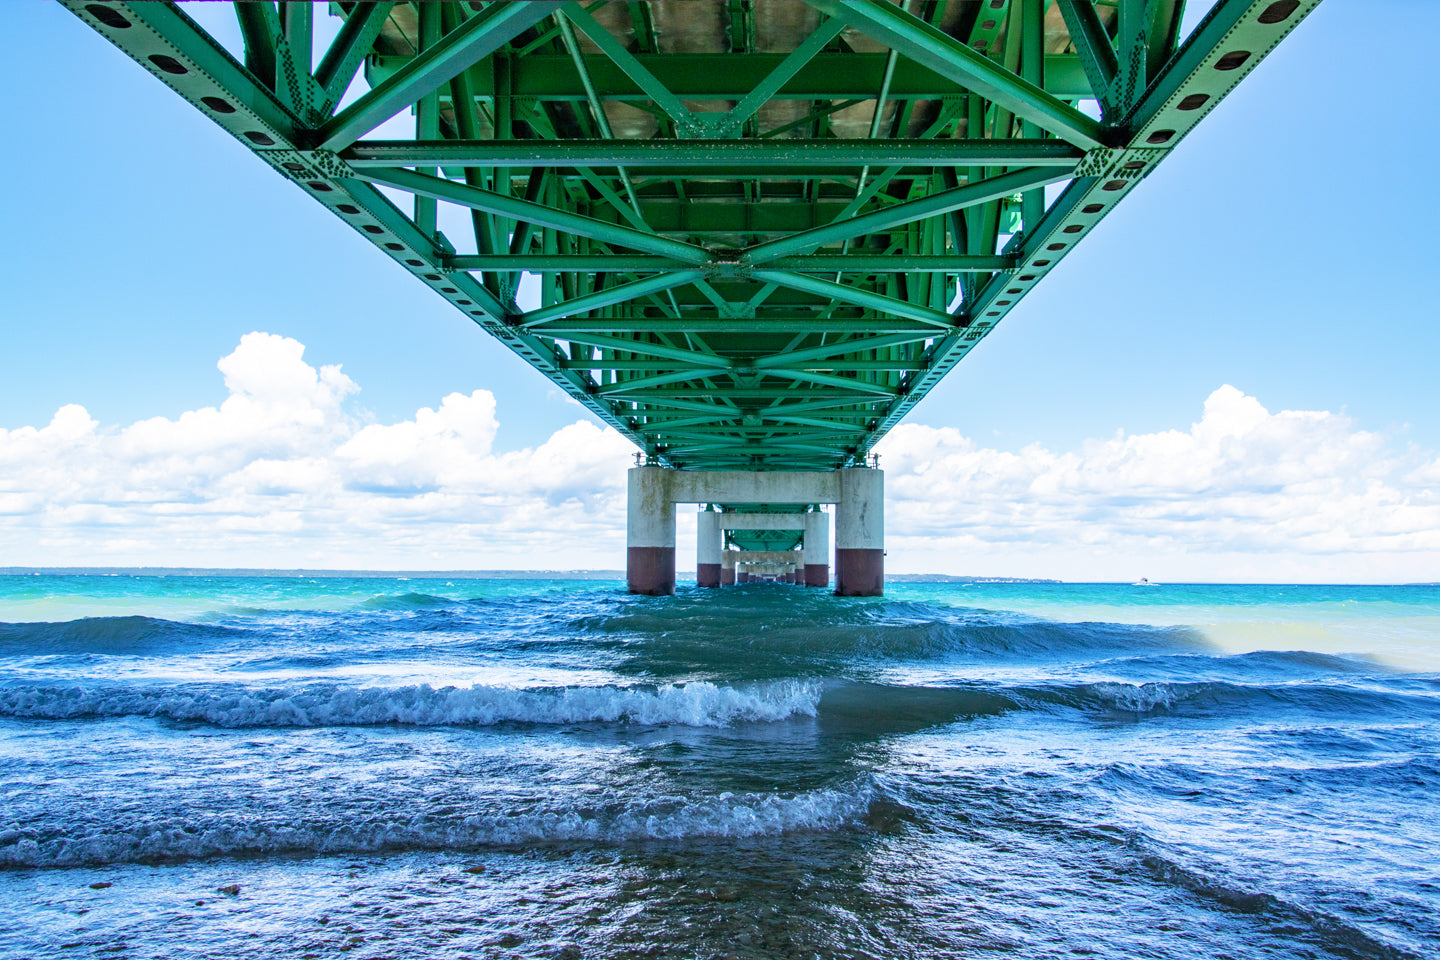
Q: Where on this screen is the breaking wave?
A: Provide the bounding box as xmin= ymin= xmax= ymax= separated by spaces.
xmin=0 ymin=678 xmax=822 ymax=728
xmin=0 ymin=781 xmax=876 ymax=867
xmin=3 ymin=673 xmax=1435 ymax=732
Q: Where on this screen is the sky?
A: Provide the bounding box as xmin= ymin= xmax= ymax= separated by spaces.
xmin=1 ymin=0 xmax=1438 ymax=582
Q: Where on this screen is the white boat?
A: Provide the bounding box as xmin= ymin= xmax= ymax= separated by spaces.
xmin=1132 ymin=577 xmax=1160 ymax=586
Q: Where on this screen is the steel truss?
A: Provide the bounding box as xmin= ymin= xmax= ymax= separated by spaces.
xmin=67 ymin=0 xmax=1320 ymax=472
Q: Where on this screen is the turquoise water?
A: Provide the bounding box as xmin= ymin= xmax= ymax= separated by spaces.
xmin=0 ymin=575 xmax=1436 ymax=958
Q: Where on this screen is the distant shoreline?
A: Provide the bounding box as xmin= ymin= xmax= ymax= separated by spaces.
xmin=2 ymin=567 xmax=1437 ymax=586
xmin=0 ymin=566 xmax=1058 ymax=584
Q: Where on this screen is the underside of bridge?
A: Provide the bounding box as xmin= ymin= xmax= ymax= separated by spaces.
xmin=68 ymin=0 xmax=1318 ymax=594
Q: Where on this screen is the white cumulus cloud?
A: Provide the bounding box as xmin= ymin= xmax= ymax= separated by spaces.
xmin=877 ymin=386 xmax=1440 ymax=582
xmin=0 ymin=333 xmax=633 ymax=569
xmin=1 ymin=334 xmax=1438 ymax=581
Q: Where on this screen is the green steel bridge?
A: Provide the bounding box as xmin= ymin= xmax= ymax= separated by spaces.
xmin=67 ymin=0 xmax=1318 ymax=589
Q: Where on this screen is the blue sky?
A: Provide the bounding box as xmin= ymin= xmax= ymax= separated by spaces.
xmin=2 ymin=1 xmax=1438 ymax=580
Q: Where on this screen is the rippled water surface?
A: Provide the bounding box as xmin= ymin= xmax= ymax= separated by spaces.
xmin=0 ymin=575 xmax=1436 ymax=958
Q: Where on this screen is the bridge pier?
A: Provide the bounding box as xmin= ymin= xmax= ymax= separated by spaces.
xmin=804 ymin=511 xmax=830 ymax=588
xmin=720 ymin=549 xmax=736 ymax=586
xmin=626 ymin=467 xmax=675 ymax=596
xmin=836 ymin=469 xmax=884 ymax=597
xmin=697 ymin=508 xmax=722 ymax=588
xmin=625 ymin=466 xmax=882 ymax=596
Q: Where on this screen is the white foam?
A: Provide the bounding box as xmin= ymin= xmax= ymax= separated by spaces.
xmin=0 ymin=783 xmax=872 ymax=867
xmin=1083 ymin=681 xmax=1191 ymax=712
xmin=0 ymin=678 xmax=822 ymax=728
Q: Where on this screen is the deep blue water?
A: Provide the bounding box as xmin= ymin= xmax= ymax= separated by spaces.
xmin=0 ymin=576 xmax=1436 ymax=958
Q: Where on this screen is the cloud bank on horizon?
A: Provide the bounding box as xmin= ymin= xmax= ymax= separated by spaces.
xmin=1 ymin=332 xmax=1437 ymax=581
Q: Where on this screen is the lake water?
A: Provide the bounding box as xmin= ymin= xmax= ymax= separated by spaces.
xmin=0 ymin=575 xmax=1436 ymax=958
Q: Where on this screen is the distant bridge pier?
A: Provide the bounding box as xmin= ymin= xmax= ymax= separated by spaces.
xmin=728 ymin=551 xmax=801 ymax=584
xmin=626 ymin=466 xmax=882 ymax=596
xmin=804 ymin=512 xmax=830 ymax=588
xmin=720 ymin=549 xmax=737 ymax=586
xmin=697 ymin=509 xmax=722 ymax=589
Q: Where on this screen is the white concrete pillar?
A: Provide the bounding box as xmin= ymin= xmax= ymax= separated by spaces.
xmin=803 ymin=511 xmax=830 ymax=587
xmin=835 ymin=468 xmax=883 ymax=596
xmin=627 ymin=466 xmax=675 ymax=595
xmin=696 ymin=509 xmax=721 ymax=588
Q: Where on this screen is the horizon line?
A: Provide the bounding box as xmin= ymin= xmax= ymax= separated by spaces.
xmin=1 ymin=566 xmax=1436 ymax=587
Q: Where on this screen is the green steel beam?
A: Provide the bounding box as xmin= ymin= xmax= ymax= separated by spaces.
xmin=608 ymin=386 xmax=883 ymax=400
xmin=281 ymin=2 xmax=311 ymax=78
xmin=567 ymin=359 xmax=922 ymax=372
xmin=751 ymin=271 xmax=956 ymax=329
xmin=68 ymin=0 xmax=1316 ymax=474
xmin=721 ymin=17 xmax=848 ymax=134
xmin=357 ymin=166 xmax=710 ymax=264
xmin=810 ymin=0 xmax=1106 ymax=149
xmin=597 ymin=368 xmax=733 ymax=395
xmin=518 ymin=271 xmax=706 ymax=327
xmin=644 ymin=426 xmax=859 ymax=438
xmin=85 ymin=2 xmax=304 ymax=142
xmin=562 ymin=360 xmax=696 ymax=371
xmin=1056 ymin=0 xmax=1119 ymax=114
xmin=529 ymin=319 xmax=948 ymax=335
xmin=542 ymin=332 xmax=717 ymax=367
xmin=314 ymin=2 xmax=395 ymax=108
xmin=446 ymin=254 xmax=1014 ymax=273
xmin=764 ymin=416 xmax=869 ymax=432
xmin=561 ymin=3 xmax=696 ymax=133
xmin=617 ymin=398 xmax=741 ymax=417
xmin=234 ymin=3 xmax=279 ymax=93
xmin=847 ymin=0 xmax=1325 ymax=457
xmin=747 ymin=165 xmax=1071 ymax=264
xmin=450 ymin=254 xmax=687 ymax=273
xmin=1127 ymin=0 xmax=1320 ymax=136
xmin=343 ymin=139 xmax=1083 ymax=168
xmin=57 ymin=1 xmax=661 ymax=456
xmin=316 ymin=1 xmax=564 ymax=151
xmin=764 ymin=370 xmax=898 ymax=397
xmin=369 ymin=52 xmax=1097 ymax=100
xmin=752 ymin=334 xmax=936 ymax=368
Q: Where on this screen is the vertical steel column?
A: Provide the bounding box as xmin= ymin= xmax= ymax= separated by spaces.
xmin=803 ymin=511 xmax=830 ymax=587
xmin=835 ymin=468 xmax=884 ymax=596
xmin=697 ymin=508 xmax=722 ymax=588
xmin=627 ymin=467 xmax=675 ymax=595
